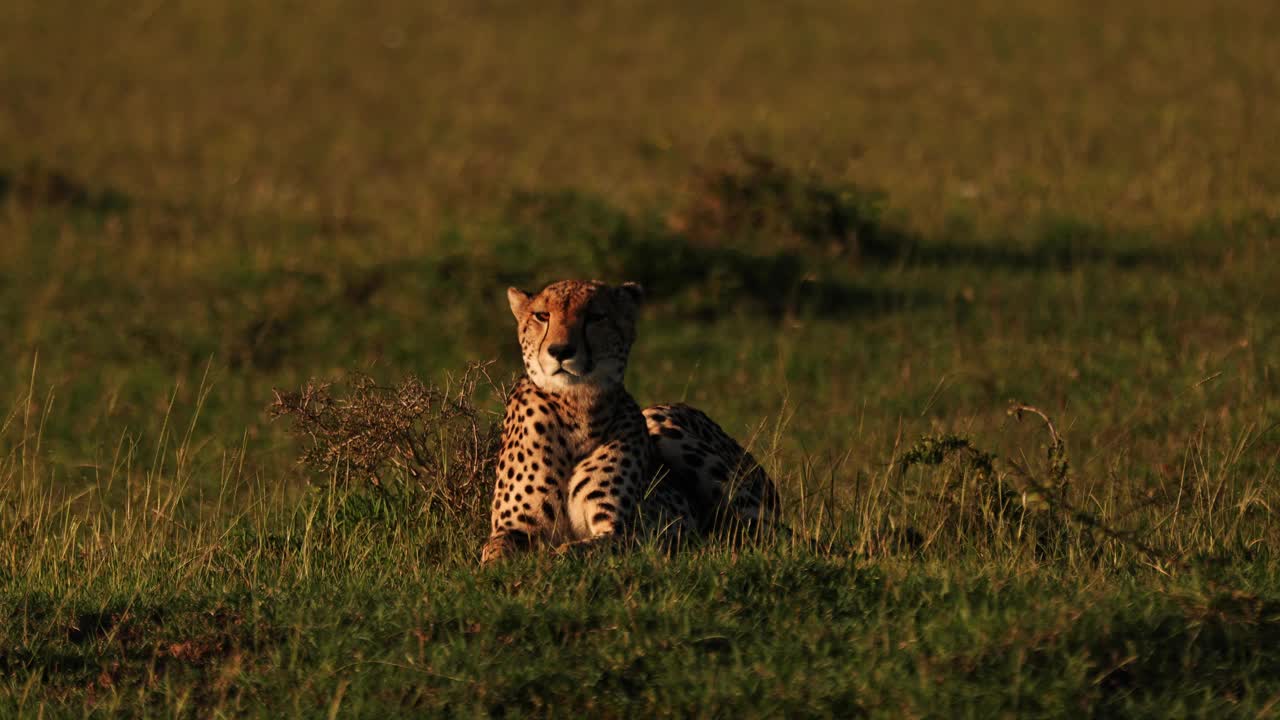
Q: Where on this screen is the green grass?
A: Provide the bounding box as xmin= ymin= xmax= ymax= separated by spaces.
xmin=4 ymin=0 xmax=1280 ymax=716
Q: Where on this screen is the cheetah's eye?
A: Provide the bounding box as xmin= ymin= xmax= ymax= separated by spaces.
xmin=532 ymin=311 xmax=550 ymax=323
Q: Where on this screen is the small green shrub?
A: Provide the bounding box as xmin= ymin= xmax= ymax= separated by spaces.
xmin=670 ymin=148 xmax=909 ymax=261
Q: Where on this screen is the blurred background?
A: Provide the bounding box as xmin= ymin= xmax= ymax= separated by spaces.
xmin=2 ymin=0 xmax=1278 ymax=493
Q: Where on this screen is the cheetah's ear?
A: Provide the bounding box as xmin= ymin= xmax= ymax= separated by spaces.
xmin=617 ymin=282 xmax=645 ymax=309
xmin=507 ymin=287 xmax=531 ymax=318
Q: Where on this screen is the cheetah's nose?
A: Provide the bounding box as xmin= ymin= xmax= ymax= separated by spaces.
xmin=547 ymin=343 xmax=577 ymax=361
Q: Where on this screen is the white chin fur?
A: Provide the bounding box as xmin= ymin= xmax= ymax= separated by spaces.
xmin=544 ymin=374 xmax=582 ymax=390
xmin=532 ymin=360 xmax=617 ymax=392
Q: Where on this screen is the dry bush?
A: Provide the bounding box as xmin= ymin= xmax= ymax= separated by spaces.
xmin=268 ymin=362 xmax=503 ymax=519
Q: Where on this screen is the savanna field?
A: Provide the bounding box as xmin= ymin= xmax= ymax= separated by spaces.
xmin=3 ymin=1 xmax=1280 ymax=716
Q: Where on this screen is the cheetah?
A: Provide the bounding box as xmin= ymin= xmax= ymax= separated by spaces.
xmin=480 ymin=279 xmax=779 ymax=564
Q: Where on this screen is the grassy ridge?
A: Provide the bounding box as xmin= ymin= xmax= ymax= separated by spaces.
xmin=3 ymin=0 xmax=1280 ymax=716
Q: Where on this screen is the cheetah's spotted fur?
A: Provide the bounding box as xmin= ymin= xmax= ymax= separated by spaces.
xmin=480 ymin=280 xmax=778 ymax=563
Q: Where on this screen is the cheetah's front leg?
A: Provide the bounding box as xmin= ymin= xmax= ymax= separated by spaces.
xmin=564 ymin=440 xmax=641 ymax=541
xmin=482 ymin=383 xmax=572 ymax=564
xmin=561 ymin=440 xmax=698 ymax=554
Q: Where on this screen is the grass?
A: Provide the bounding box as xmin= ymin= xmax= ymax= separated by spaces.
xmin=3 ymin=0 xmax=1280 ymax=716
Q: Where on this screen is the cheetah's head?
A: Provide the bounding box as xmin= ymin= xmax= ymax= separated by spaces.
xmin=507 ymin=280 xmax=644 ymax=394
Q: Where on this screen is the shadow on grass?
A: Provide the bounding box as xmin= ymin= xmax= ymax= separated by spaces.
xmin=8 ymin=153 xmax=1239 ymax=376
xmin=201 ymin=177 xmax=1259 ymax=369
xmin=486 ymin=176 xmax=1200 ymax=323
xmin=494 ymin=188 xmax=930 ymax=320
xmin=226 ymin=265 xmax=391 ymax=370
xmin=668 ymin=149 xmax=1191 ymax=272
xmin=1084 ymin=591 xmax=1280 ymax=702
xmin=1 ymin=596 xmax=260 ymax=702
xmin=0 ymin=163 xmax=130 ymax=216
xmin=955 ymin=588 xmax=1280 ymax=711
xmin=909 ymin=212 xmax=1198 ymax=272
